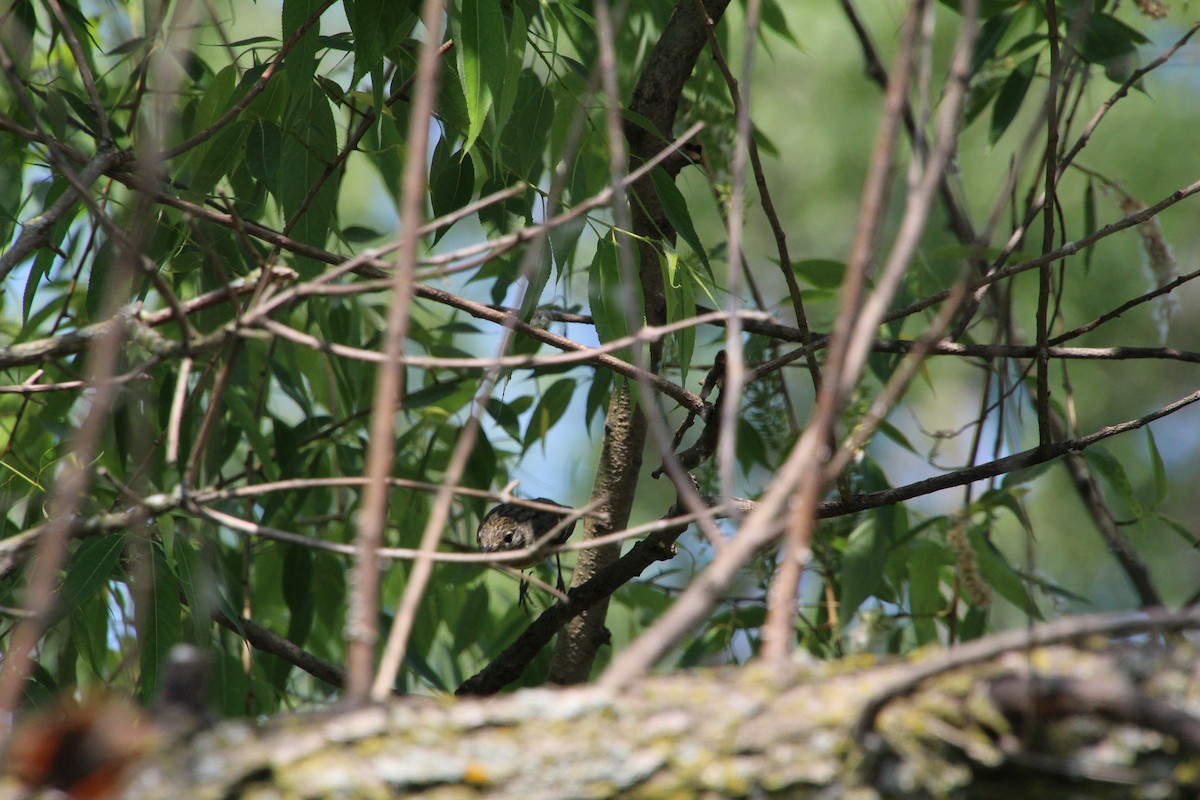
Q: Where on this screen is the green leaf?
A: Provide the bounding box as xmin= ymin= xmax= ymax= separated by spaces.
xmin=174 ymin=541 xmax=216 ymax=644
xmin=343 ymin=224 xmax=383 ymax=242
xmin=107 ymin=36 xmax=147 ymax=56
xmin=486 ymin=398 xmax=523 ymax=443
xmin=402 ymin=647 xmax=448 ymax=692
xmin=6 ymin=0 xmax=37 ymax=77
xmin=792 ymin=259 xmax=846 ymax=289
xmin=459 ymin=0 xmax=506 ymax=151
xmin=272 ymin=417 xmax=303 ymax=480
xmin=976 ymin=487 xmax=1034 ymax=537
xmin=274 ymin=545 xmax=315 ymax=686
xmin=242 ymin=62 xmax=291 ymax=121
xmin=1083 ymin=445 xmax=1143 ymax=519
xmin=51 ymin=0 xmax=97 ymax=48
xmin=839 ymin=511 xmax=893 ymax=629
xmin=317 ymin=33 xmax=354 ymax=53
xmin=989 ymin=53 xmax=1038 ymax=145
xmin=280 ymin=85 xmax=340 ymax=275
xmin=311 ymin=551 xmax=347 ymax=635
xmin=56 ymin=88 xmax=105 ymax=139
xmin=212 ymin=651 xmax=251 ymax=717
xmin=964 ymin=73 xmax=1005 ymax=127
xmin=1079 ymin=13 xmax=1148 ymax=66
xmin=968 ymin=526 xmax=1040 ymax=618
xmin=877 ymin=420 xmax=917 ymax=455
xmin=138 ymin=548 xmax=184 ymax=703
xmin=620 ymin=107 xmax=663 ymax=144
xmin=73 ymin=587 xmax=112 ymax=681
xmin=587 ymin=235 xmax=642 ymax=363
xmin=663 ymin=251 xmax=695 ymax=387
xmin=1146 ymin=427 xmax=1167 ymax=510
xmin=405 ymin=379 xmax=473 ymax=413
xmin=759 ymin=0 xmax=799 ymax=45
xmin=548 ymin=153 xmax=589 ymax=274
xmin=86 ymin=239 xmax=119 ymax=322
xmin=189 ymin=120 xmax=251 ymax=197
xmin=959 ymin=605 xmax=988 ymax=641
xmin=452 ymin=584 xmax=492 ymax=655
xmin=365 ymin=108 xmax=407 ymax=203
xmin=585 ymin=370 xmax=613 ymax=430
xmin=181 ymin=62 xmax=237 ymax=161
xmin=938 ymin=0 xmax=1020 ymax=18
xmin=523 ymin=378 xmax=576 ymax=453
xmin=549 ymin=214 xmax=586 ymax=279
xmin=463 ymin=429 xmax=497 ymax=492
xmin=735 ymin=416 xmax=768 ymax=474
xmin=282 ymin=0 xmax=323 ymax=95
xmin=246 ymin=119 xmax=282 ymax=198
xmin=1000 ymin=32 xmax=1045 ymax=61
xmin=21 ymin=663 xmax=59 ymax=710
xmin=0 ymin=138 xmax=24 ymax=248
xmin=971 ymin=10 xmax=1013 ymax=74
xmin=227 ymin=36 xmax=278 ymax=47
xmin=54 ymin=536 xmax=125 ymax=625
xmin=435 ymin=56 xmax=472 ymax=141
xmin=1015 ymin=569 xmax=1089 ymax=605
xmin=228 ymin=385 xmax=278 ymax=480
xmin=495 ymin=5 xmax=528 ymax=129
xmin=649 ymin=168 xmax=712 ymax=279
xmin=907 ymin=538 xmax=945 ymax=646
xmin=428 ymin=139 xmax=476 ymax=243
xmin=370 ymin=61 xmax=385 ymax=143
xmin=1075 ymin=12 xmax=1148 ymax=84
xmin=40 ymin=86 xmax=72 ymax=140
xmin=1152 ymin=513 xmax=1199 ymax=549
xmin=1000 ymin=460 xmax=1053 ymax=489
xmin=499 ymin=72 xmax=555 ymax=182
xmin=24 ymin=217 xmax=68 ymax=323
xmin=517 ymin=239 xmax=554 ymax=321
xmin=475 ymin=171 xmax=531 ymax=236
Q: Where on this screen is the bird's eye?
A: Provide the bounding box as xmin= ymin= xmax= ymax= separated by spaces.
xmin=504 ymin=533 xmax=514 ymax=544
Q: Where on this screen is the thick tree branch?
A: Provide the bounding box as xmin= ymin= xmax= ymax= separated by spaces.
xmin=213 ymin=610 xmax=345 ymax=690
xmin=14 ymin=609 xmax=1200 ymax=799
xmin=458 ymin=524 xmax=683 ymax=696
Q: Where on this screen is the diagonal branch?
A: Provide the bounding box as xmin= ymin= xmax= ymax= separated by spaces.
xmin=345 ymin=0 xmax=445 ymax=702
xmin=457 ymin=522 xmax=685 ymax=696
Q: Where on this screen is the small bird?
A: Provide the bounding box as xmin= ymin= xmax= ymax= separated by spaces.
xmin=476 ymin=498 xmax=576 ymax=601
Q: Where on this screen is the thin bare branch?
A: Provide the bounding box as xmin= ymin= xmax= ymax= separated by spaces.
xmin=1035 ymin=0 xmax=1063 ymax=449
xmin=371 ymin=347 xmax=497 ymax=699
xmin=159 ymin=0 xmax=337 ymax=160
xmin=346 ymin=0 xmax=446 ymax=702
xmin=817 ymin=386 xmax=1200 ymax=519
xmin=881 ymin=175 xmax=1200 ymax=325
xmin=0 ymin=151 xmax=121 ymax=281
xmin=1057 ymin=19 xmax=1200 ymax=179
xmin=764 ymin=0 xmax=943 ymax=663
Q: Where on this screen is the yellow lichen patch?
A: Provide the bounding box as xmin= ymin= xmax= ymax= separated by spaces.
xmin=1174 ymin=757 xmax=1200 ymax=786
xmin=462 ymin=761 xmax=489 ymax=786
xmin=964 ymin=683 xmax=1011 ymax=739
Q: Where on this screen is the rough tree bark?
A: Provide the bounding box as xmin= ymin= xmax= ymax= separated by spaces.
xmin=9 ymin=609 xmax=1199 ymax=799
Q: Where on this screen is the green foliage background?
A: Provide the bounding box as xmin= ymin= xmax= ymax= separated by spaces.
xmin=1 ymin=0 xmax=1198 ymax=719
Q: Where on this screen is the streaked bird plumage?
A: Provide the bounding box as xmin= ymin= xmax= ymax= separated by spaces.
xmin=476 ymin=498 xmax=576 ymax=568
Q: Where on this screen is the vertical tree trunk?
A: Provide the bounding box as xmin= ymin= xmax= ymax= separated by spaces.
xmin=548 ymin=0 xmax=732 ymax=683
